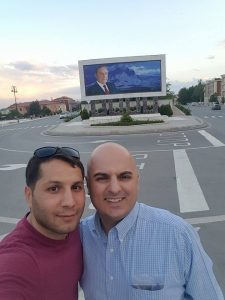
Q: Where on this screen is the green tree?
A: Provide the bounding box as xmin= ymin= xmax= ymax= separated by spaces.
xmin=120 ymin=112 xmax=133 ymax=123
xmin=7 ymin=109 xmax=22 ymax=119
xmin=192 ymin=80 xmax=204 ymax=102
xmin=28 ymin=100 xmax=42 ymax=116
xmin=41 ymin=106 xmax=52 ymax=116
xmin=80 ymin=108 xmax=89 ymax=120
xmin=209 ymin=93 xmax=218 ymax=102
xmin=177 ymin=88 xmax=189 ymax=104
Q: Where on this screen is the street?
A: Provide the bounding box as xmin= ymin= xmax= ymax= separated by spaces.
xmin=0 ymin=109 xmax=225 ymax=295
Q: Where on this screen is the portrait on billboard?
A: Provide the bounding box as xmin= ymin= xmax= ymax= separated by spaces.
xmin=79 ymin=55 xmax=166 ymax=100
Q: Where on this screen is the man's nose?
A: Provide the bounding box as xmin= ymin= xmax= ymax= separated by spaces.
xmin=62 ymin=189 xmax=75 ymax=207
xmin=108 ymin=177 xmax=121 ymax=193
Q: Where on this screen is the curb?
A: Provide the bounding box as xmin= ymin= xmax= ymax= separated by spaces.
xmin=44 ymin=117 xmax=208 ymax=137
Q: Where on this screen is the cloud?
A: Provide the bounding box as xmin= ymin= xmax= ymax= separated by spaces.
xmin=1 ymin=61 xmax=79 ymax=78
xmin=207 ymin=55 xmax=215 ymax=60
xmin=218 ymin=39 xmax=225 ymax=47
xmin=7 ymin=61 xmax=37 ymax=71
xmin=0 ymin=60 xmax=81 ymax=107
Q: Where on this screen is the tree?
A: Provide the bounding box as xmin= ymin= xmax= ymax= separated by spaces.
xmin=80 ymin=108 xmax=89 ymax=120
xmin=177 ymin=88 xmax=189 ymax=104
xmin=28 ymin=100 xmax=42 ymax=116
xmin=7 ymin=110 xmax=22 ymax=119
xmin=192 ymin=80 xmax=204 ymax=102
xmin=120 ymin=112 xmax=133 ymax=123
xmin=209 ymin=93 xmax=218 ymax=102
xmin=177 ymin=80 xmax=205 ymax=104
xmin=41 ymin=106 xmax=52 ymax=116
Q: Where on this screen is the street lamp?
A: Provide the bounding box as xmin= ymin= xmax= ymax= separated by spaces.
xmin=11 ymin=85 xmax=18 ymax=112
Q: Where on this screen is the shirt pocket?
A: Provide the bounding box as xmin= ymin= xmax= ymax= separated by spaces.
xmin=131 ymin=273 xmax=165 ymax=291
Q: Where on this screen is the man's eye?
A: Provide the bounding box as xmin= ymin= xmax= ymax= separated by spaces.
xmin=48 ymin=186 xmax=58 ymax=192
xmin=95 ymin=177 xmax=107 ymax=182
xmin=72 ymin=184 xmax=83 ymax=191
xmin=120 ymin=174 xmax=132 ymax=180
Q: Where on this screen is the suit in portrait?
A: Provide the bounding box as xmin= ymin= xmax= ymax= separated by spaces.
xmin=86 ymin=82 xmax=117 ymax=96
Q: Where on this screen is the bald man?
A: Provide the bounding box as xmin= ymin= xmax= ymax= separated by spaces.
xmin=80 ymin=143 xmax=223 ymax=300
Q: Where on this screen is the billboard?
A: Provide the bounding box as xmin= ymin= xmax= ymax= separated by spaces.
xmin=78 ymin=54 xmax=166 ymax=101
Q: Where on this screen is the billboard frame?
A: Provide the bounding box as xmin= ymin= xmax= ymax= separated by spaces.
xmin=78 ymin=54 xmax=166 ymax=101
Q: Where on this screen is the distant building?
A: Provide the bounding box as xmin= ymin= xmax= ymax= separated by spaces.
xmin=221 ymin=74 xmax=225 ymax=100
xmin=53 ymin=96 xmax=80 ymax=111
xmin=204 ymin=78 xmax=222 ymax=103
xmin=8 ymin=100 xmax=67 ymax=115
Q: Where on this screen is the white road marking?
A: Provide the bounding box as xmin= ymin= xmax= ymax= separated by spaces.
xmin=194 ymin=227 xmax=200 ymax=231
xmin=0 ymin=164 xmax=27 ymax=171
xmin=0 ymin=216 xmax=20 ymax=224
xmin=136 ymin=162 xmax=145 ymax=170
xmin=185 ymin=214 xmax=225 ymax=225
xmin=198 ymin=130 xmax=224 ymax=147
xmin=133 ymin=154 xmax=148 ymax=159
xmin=173 ymin=149 xmax=209 ymax=213
xmin=44 ymin=139 xmax=118 ymax=145
xmin=0 ymin=147 xmax=32 ymax=153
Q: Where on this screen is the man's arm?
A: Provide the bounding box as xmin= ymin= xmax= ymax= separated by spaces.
xmin=183 ymin=224 xmax=224 ymax=299
xmin=0 ymin=251 xmax=40 ymax=299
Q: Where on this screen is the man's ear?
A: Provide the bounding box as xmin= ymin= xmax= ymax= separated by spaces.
xmin=85 ymin=176 xmax=90 ymax=195
xmin=24 ymin=186 xmax=33 ymax=209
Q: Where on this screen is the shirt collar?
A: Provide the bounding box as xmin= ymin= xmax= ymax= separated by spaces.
xmin=97 ymin=81 xmax=107 ymax=89
xmin=91 ymin=202 xmax=140 ymax=241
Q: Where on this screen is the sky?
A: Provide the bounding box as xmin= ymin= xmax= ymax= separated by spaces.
xmin=0 ymin=0 xmax=225 ymax=109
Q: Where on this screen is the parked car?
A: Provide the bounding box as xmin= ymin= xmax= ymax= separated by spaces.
xmin=59 ymin=112 xmax=69 ymax=119
xmin=212 ymin=103 xmax=221 ymax=110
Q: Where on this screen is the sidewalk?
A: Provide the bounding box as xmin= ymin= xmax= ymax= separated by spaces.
xmin=45 ymin=115 xmax=207 ymax=137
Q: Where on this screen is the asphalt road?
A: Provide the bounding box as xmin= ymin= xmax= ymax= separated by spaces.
xmin=0 ymin=110 xmax=225 ymax=296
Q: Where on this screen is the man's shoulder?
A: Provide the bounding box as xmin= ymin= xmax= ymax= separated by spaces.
xmin=87 ymin=82 xmax=99 ymax=91
xmin=138 ymin=203 xmax=190 ymax=232
xmin=0 ymin=244 xmax=38 ymax=275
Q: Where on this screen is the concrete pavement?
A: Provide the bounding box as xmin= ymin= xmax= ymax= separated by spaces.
xmin=45 ymin=115 xmax=207 ymax=137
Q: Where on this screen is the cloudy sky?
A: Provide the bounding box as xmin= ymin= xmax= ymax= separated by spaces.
xmin=0 ymin=0 xmax=225 ymax=108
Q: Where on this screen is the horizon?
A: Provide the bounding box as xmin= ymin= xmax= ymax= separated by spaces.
xmin=1 ymin=0 xmax=225 ymax=109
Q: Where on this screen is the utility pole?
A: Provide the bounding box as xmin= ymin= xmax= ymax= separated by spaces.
xmin=11 ymin=85 xmax=18 ymax=112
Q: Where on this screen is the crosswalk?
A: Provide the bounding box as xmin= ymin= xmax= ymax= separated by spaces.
xmin=204 ymin=115 xmax=225 ymax=119
xmin=0 ymin=124 xmax=54 ymax=132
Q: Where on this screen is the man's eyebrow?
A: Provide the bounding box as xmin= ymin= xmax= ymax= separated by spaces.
xmin=93 ymin=171 xmax=133 ymax=177
xmin=44 ymin=180 xmax=84 ymax=184
xmin=93 ymin=172 xmax=108 ymax=178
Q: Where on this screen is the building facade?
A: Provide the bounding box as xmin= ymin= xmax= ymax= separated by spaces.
xmin=204 ymin=78 xmax=222 ymax=103
xmin=221 ymin=74 xmax=225 ymax=100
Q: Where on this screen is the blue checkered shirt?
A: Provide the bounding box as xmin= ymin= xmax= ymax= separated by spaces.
xmin=80 ymin=202 xmax=224 ymax=299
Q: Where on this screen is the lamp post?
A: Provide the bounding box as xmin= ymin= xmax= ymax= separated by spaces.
xmin=11 ymin=85 xmax=18 ymax=112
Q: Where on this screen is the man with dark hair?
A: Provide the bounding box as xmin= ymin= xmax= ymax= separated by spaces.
xmin=0 ymin=146 xmax=85 ymax=300
xmin=86 ymin=65 xmax=117 ymax=96
xmin=80 ymin=142 xmax=224 ymax=300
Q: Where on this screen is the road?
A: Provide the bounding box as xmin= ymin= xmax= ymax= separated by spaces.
xmin=0 ymin=109 xmax=225 ymax=296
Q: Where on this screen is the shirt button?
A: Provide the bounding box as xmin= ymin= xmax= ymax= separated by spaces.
xmin=110 ymin=248 xmax=114 ymax=252
xmin=110 ymin=276 xmax=114 ymax=280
